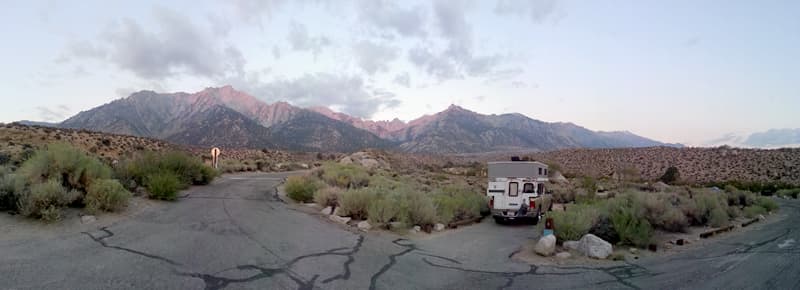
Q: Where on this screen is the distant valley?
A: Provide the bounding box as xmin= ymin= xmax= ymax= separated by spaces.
xmin=35 ymin=86 xmax=680 ymax=153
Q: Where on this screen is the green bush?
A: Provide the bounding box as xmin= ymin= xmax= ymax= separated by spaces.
xmin=17 ymin=143 xmax=111 ymax=192
xmin=743 ymin=205 xmax=767 ymax=218
xmin=607 ymin=195 xmax=652 ymax=247
xmin=313 ymin=186 xmax=341 ymax=208
xmin=401 ymin=190 xmax=437 ymax=227
xmin=683 ymin=192 xmax=729 ymax=226
xmin=755 ymin=196 xmax=779 ymax=212
xmin=776 ymin=188 xmax=800 ymax=199
xmin=285 ymin=175 xmax=320 ymax=203
xmin=550 ymin=204 xmax=599 ymax=242
xmin=145 ymin=172 xmax=181 ymax=201
xmin=433 ymin=185 xmax=484 ymax=224
xmin=641 ymin=192 xmax=688 ymax=232
xmin=368 ymin=193 xmax=400 ymax=224
xmin=85 ymin=179 xmax=131 ymax=213
xmin=339 ymin=188 xmax=375 ymax=220
xmin=16 ymin=179 xmax=80 ymax=220
xmin=318 ymin=162 xmax=370 ymax=189
xmin=659 ymin=166 xmax=680 ymax=184
xmin=116 ymin=151 xmax=216 ymax=191
xmin=0 ymin=166 xmax=18 ymax=210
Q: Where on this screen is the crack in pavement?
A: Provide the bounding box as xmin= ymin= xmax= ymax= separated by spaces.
xmin=369 ymin=239 xmax=417 ymax=290
xmin=82 ymin=227 xmax=181 ymax=266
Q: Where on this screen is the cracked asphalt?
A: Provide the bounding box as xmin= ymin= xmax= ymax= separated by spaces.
xmin=2 ymin=172 xmax=799 ymax=290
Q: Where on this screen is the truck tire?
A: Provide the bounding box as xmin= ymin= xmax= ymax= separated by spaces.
xmin=493 ymin=216 xmax=505 ymax=224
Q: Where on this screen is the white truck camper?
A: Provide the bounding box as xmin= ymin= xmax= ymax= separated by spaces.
xmin=486 ymin=160 xmax=550 ymax=224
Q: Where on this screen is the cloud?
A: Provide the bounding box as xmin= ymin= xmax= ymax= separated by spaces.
xmin=224 ymin=0 xmax=287 ymax=27
xmin=393 ymin=72 xmax=411 ymax=87
xmin=352 ymin=40 xmax=399 ymax=75
xmin=63 ymin=7 xmax=245 ymax=80
xmin=494 ymin=0 xmax=559 ymax=23
xmin=356 ymin=0 xmax=427 ymax=38
xmin=272 ymin=45 xmax=281 ymax=59
xmin=287 ymin=21 xmax=332 ymax=58
xmin=402 ymin=1 xmax=515 ymax=82
xmin=35 ymin=104 xmax=71 ymax=122
xmin=230 ymin=73 xmax=400 ymax=118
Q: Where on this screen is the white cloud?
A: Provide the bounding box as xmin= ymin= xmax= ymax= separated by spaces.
xmin=352 ymin=40 xmax=399 ymax=75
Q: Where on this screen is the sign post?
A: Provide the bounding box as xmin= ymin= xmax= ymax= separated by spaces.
xmin=211 ymin=147 xmax=221 ymax=169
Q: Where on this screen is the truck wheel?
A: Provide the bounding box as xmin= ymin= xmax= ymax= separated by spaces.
xmin=493 ymin=216 xmax=505 ymax=224
xmin=530 ymin=215 xmax=540 ymax=225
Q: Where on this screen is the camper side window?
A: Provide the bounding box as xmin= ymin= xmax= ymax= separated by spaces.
xmin=509 ymin=182 xmax=519 ymax=197
xmin=523 ymin=183 xmax=535 ymax=193
xmin=537 ymin=183 xmax=545 ymax=195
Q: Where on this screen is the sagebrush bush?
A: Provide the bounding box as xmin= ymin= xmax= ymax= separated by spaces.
xmin=145 ymin=172 xmax=181 ymax=201
xmin=339 ymin=188 xmax=375 ymax=220
xmin=368 ymin=194 xmax=400 ymax=224
xmin=313 ymin=186 xmax=341 ymax=208
xmin=433 ymin=185 xmax=484 ymax=224
xmin=743 ymin=205 xmax=767 ymax=218
xmin=683 ymin=192 xmax=729 ymax=226
xmin=85 ymin=179 xmax=131 ymax=213
xmin=116 ymin=151 xmax=216 ymax=191
xmin=16 ymin=179 xmax=80 ymax=220
xmin=607 ymin=196 xmax=652 ymax=247
xmin=285 ymin=175 xmax=320 ymax=203
xmin=0 ymin=166 xmax=18 ymax=210
xmin=550 ymin=204 xmax=599 ymax=242
xmin=17 ymin=143 xmax=111 ymax=192
xmin=776 ymin=188 xmax=800 ymax=199
xmin=318 ymin=162 xmax=370 ymax=189
xmin=402 ymin=190 xmax=437 ymax=227
xmin=755 ymin=196 xmax=778 ymax=212
xmin=641 ymin=192 xmax=688 ymax=232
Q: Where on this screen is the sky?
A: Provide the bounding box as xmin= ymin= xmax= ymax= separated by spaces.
xmin=1 ymin=0 xmax=798 ymax=145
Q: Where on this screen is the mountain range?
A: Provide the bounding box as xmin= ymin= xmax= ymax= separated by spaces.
xmin=702 ymin=129 xmax=800 ymax=149
xmin=53 ymin=86 xmax=679 ymax=153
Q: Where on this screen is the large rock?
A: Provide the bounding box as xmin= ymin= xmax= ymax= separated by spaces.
xmin=434 ymin=223 xmax=446 ymax=232
xmin=563 ymin=241 xmax=579 ymax=251
xmin=576 ymin=234 xmax=613 ymax=259
xmin=534 ymin=235 xmax=556 ymax=256
xmin=320 ymin=206 xmax=333 ymax=215
xmin=329 ymin=215 xmax=351 ymax=224
xmin=359 ymin=158 xmax=380 ymax=169
xmin=551 ymin=172 xmax=568 ymax=184
xmin=357 ymin=220 xmax=372 ymax=231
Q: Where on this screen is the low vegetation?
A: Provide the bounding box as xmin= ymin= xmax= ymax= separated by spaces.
xmin=115 ymin=151 xmax=217 ymax=192
xmin=551 ymin=185 xmax=781 ymax=247
xmin=285 ymin=175 xmax=321 ymax=203
xmin=85 ymin=179 xmax=132 ymax=213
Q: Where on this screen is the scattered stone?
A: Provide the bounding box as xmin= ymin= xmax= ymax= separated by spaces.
xmin=357 ymin=220 xmax=372 ymax=231
xmin=81 ymin=215 xmax=97 ymax=224
xmin=551 ymin=172 xmax=568 ymax=184
xmin=333 ymin=207 xmax=343 ymax=217
xmin=434 ymin=223 xmax=446 ymax=232
xmin=339 ymin=156 xmax=354 ymax=164
xmin=534 ymin=235 xmax=557 ymax=257
xmin=758 ymin=214 xmax=766 ymax=221
xmin=359 ymin=158 xmax=380 ymax=169
xmin=320 ymin=206 xmax=333 ymax=215
xmin=413 ymin=225 xmax=422 ymax=232
xmin=563 ymin=241 xmax=579 ymax=251
xmin=555 ymin=252 xmax=571 ymax=259
xmin=576 ymin=234 xmax=613 ymax=259
xmin=653 ymin=181 xmax=669 ymax=192
xmin=629 ymin=248 xmax=638 ymax=254
xmin=329 ymin=215 xmax=351 ymax=224
xmin=388 ymin=222 xmax=404 ymax=230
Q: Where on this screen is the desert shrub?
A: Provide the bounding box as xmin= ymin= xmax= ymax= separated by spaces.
xmin=550 ymin=204 xmax=599 ymax=242
xmin=117 ymin=151 xmax=216 ymax=190
xmin=581 ymin=177 xmax=598 ymax=199
xmin=755 ymin=196 xmax=778 ymax=212
xmin=552 ymin=188 xmax=575 ymax=203
xmin=313 ymin=186 xmax=341 ymax=208
xmin=743 ymin=205 xmax=767 ymax=218
xmin=726 ymin=189 xmax=756 ymax=207
xmin=682 ymin=192 xmax=730 ymax=227
xmin=641 ymin=192 xmax=688 ymax=232
xmin=0 ymin=166 xmax=18 ymax=210
xmin=17 ymin=143 xmax=111 ymax=192
xmin=145 ymin=172 xmax=181 ymax=201
xmin=659 ymin=166 xmax=680 ymax=184
xmin=368 ymin=193 xmax=400 ymax=225
xmin=401 ymin=190 xmax=437 ymax=227
xmin=605 ymin=193 xmax=652 ymax=247
xmin=285 ymin=175 xmax=320 ymax=203
xmin=339 ymin=188 xmax=376 ymax=220
xmin=218 ymin=159 xmax=246 ymax=173
xmin=318 ymin=162 xmax=370 ymax=189
xmin=776 ymin=188 xmax=800 ymax=199
xmin=16 ymin=179 xmax=80 ymax=220
xmin=85 ymin=179 xmax=131 ymax=213
xmin=589 ymin=216 xmax=620 ymax=244
xmin=433 ymin=185 xmax=484 ymax=224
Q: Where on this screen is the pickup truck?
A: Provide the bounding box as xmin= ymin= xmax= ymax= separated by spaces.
xmin=486 ymin=161 xmax=551 ymax=224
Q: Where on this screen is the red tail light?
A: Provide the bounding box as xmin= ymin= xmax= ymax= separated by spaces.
xmin=529 ymin=197 xmax=535 ymax=209
xmin=489 ymin=197 xmax=494 ymax=208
